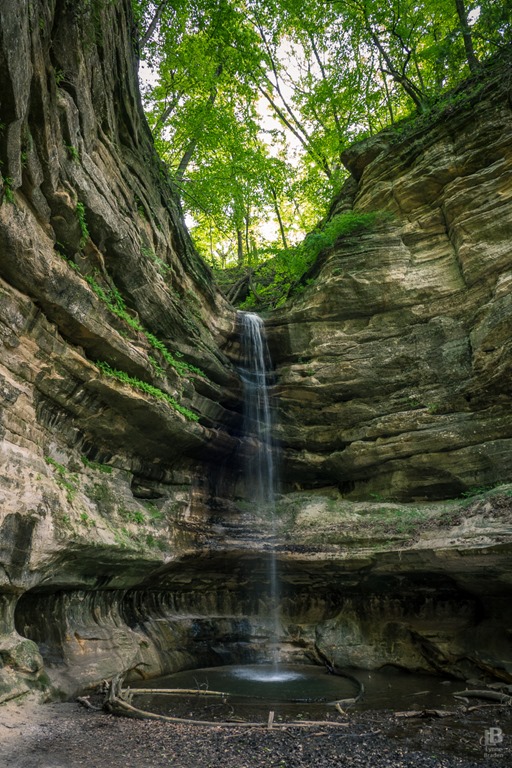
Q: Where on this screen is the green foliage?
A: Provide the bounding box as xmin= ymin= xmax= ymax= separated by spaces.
xmin=65 ymin=143 xmax=80 ymax=161
xmin=148 ymin=354 xmax=165 ymax=377
xmin=144 ymin=502 xmax=164 ymax=521
xmin=133 ymin=195 xmax=148 ymax=219
xmin=141 ymin=244 xmax=171 ymax=275
xmin=119 ymin=508 xmax=146 ymax=524
xmin=76 ymin=201 xmax=89 ymax=248
xmin=460 ymin=485 xmax=494 ymax=499
xmin=382 ymin=507 xmax=428 ymax=534
xmin=79 ymin=512 xmax=95 ymax=527
xmin=45 ymin=456 xmax=80 ymax=503
xmin=81 ymin=455 xmax=113 ymax=473
xmin=145 ymin=331 xmax=204 ymax=378
xmin=134 ymin=0 xmax=510 ymax=268
xmin=89 ymin=482 xmax=111 ymax=502
xmin=45 ymin=456 xmax=68 ymax=474
xmin=1 ymin=175 xmax=14 ymax=204
xmin=59 ymin=253 xmax=205 ymax=381
xmin=95 ymin=360 xmax=200 ymax=421
xmin=84 ymin=274 xmax=144 ymax=331
xmin=238 ymin=211 xmax=386 ymax=310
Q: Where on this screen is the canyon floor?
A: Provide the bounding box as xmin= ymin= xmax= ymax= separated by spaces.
xmin=1 ymin=696 xmax=511 ymax=767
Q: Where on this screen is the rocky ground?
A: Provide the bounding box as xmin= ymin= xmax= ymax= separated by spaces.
xmin=1 ymin=697 xmax=510 ymax=767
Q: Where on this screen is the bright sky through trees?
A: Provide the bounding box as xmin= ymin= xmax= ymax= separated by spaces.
xmin=133 ymin=0 xmax=511 ymax=269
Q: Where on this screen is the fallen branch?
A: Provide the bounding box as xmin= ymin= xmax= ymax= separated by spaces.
xmin=105 ymin=690 xmax=349 ymax=728
xmin=395 ymin=709 xmax=455 ymax=719
xmin=123 ymin=688 xmax=229 ymax=698
xmin=467 ymin=702 xmax=512 ymax=712
xmin=77 ymin=696 xmax=101 ymax=711
xmin=310 ymin=644 xmax=365 ymax=707
xmin=452 ymin=689 xmax=512 ymax=704
xmin=328 ymin=696 xmax=359 ymax=707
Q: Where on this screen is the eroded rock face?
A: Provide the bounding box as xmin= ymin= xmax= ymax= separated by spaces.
xmin=267 ymin=68 xmax=512 ymax=502
xmin=0 ymin=0 xmax=243 ymax=700
xmin=1 ymin=2 xmax=512 ymax=701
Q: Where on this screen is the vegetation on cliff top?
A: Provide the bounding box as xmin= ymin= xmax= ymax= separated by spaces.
xmin=218 ymin=210 xmax=388 ymax=309
xmin=133 ymin=0 xmax=511 ymax=278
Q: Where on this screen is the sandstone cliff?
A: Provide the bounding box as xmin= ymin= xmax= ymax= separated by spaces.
xmin=0 ymin=0 xmax=244 ymax=701
xmin=1 ymin=2 xmax=511 ymax=704
xmin=268 ymin=61 xmax=512 ymax=503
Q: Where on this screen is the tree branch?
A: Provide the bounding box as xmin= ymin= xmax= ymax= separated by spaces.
xmin=140 ymin=1 xmax=168 ymax=48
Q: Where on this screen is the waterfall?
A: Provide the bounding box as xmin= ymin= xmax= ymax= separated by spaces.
xmin=238 ymin=311 xmax=280 ymax=668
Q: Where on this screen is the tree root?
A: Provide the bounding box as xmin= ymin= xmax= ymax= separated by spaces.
xmin=309 ymin=643 xmax=365 ymax=707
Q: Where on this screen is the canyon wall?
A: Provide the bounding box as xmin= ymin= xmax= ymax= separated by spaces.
xmin=0 ymin=0 xmax=245 ymax=701
xmin=1 ymin=2 xmax=511 ymax=703
xmin=267 ymin=63 xmax=512 ymax=502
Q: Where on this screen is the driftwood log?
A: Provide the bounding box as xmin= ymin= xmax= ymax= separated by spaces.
xmin=394 ymin=709 xmax=455 ymax=719
xmin=309 ymin=644 xmax=365 ymax=707
xmin=105 ymin=694 xmax=350 ymax=728
xmin=452 ymin=689 xmax=512 ymax=705
xmin=124 ymin=687 xmax=230 ymax=698
xmin=102 ymin=675 xmax=351 ymax=728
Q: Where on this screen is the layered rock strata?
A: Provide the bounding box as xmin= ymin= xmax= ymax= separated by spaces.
xmin=267 ymin=63 xmax=512 ymax=502
xmin=0 ymin=0 xmax=243 ymax=701
xmin=1 ymin=2 xmax=512 ymax=704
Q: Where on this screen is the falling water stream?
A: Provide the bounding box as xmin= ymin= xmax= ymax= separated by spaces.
xmin=238 ymin=311 xmax=282 ymax=677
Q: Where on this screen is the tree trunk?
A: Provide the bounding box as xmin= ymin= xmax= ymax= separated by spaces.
xmin=369 ymin=28 xmax=427 ymax=112
xmin=237 ymin=228 xmax=244 ymax=265
xmin=454 ymin=0 xmax=480 ymax=73
xmin=175 ymin=64 xmax=223 ymax=183
xmin=270 ymin=186 xmax=288 ymax=249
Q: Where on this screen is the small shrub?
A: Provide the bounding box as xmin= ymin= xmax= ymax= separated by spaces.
xmin=65 ymin=144 xmax=79 ymax=161
xmin=81 ymin=455 xmax=112 ymax=473
xmin=76 ymin=201 xmax=89 ymax=248
xmin=119 ymin=508 xmax=146 ymax=524
xmin=2 ymin=176 xmax=14 ymax=204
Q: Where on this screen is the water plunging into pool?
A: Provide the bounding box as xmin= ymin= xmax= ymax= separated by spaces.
xmin=131 ymin=316 xmax=455 ymax=719
xmin=238 ymin=311 xmax=285 ymax=680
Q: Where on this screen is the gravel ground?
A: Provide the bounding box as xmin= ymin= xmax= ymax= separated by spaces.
xmin=1 ymin=698 xmax=511 ymax=768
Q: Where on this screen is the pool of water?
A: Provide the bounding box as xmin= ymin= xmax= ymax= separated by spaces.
xmin=130 ymin=664 xmax=459 ymax=722
xmin=135 ymin=663 xmax=358 ymax=702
